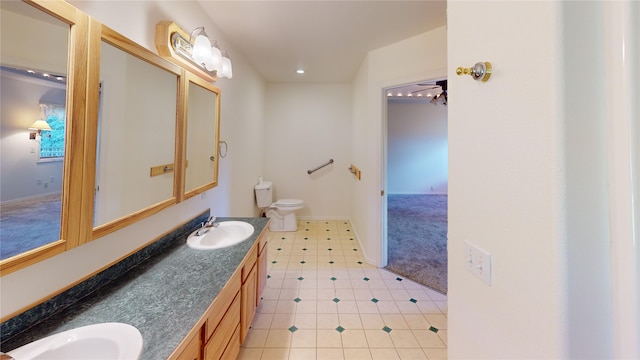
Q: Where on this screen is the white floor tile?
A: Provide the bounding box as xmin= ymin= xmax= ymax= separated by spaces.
xmin=343 ymin=348 xmax=373 ymax=360
xmin=241 ymin=223 xmax=448 ymax=359
xmin=370 ymin=348 xmax=400 ymax=360
xmin=261 ymin=347 xmax=290 ymax=360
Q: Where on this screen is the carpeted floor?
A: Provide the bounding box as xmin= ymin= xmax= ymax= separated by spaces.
xmin=0 ymin=193 xmax=62 ymax=260
xmin=385 ymin=194 xmax=448 ymax=294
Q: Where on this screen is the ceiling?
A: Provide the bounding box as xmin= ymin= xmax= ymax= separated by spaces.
xmin=196 ymin=1 xmax=446 ymax=84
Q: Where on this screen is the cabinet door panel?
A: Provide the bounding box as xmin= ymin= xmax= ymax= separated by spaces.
xmin=241 ymin=263 xmax=257 ymax=343
xmin=257 ymin=243 xmax=268 ymax=306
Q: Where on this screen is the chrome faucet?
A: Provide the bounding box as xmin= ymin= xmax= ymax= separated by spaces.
xmin=195 ymin=222 xmax=209 ymax=236
xmin=205 ymin=216 xmax=218 ymax=228
xmin=195 ymin=216 xmax=218 ymax=236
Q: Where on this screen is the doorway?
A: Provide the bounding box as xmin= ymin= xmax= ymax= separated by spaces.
xmin=382 ymin=80 xmax=449 ymax=294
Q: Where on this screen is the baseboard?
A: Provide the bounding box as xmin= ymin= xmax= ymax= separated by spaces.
xmin=387 ymin=192 xmax=448 ymax=196
xmin=297 ymin=215 xmax=351 ymax=221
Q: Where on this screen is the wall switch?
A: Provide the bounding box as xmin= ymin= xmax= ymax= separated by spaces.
xmin=464 ymin=240 xmax=492 ymax=285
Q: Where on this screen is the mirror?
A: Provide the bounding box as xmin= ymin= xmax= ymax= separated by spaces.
xmin=184 ymin=74 xmax=220 ymax=198
xmin=90 ymin=27 xmax=182 ymax=237
xmin=0 ymin=1 xmax=69 ymax=262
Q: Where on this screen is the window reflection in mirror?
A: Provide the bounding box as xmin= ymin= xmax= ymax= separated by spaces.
xmin=93 ymin=40 xmax=178 ymax=228
xmin=184 ymin=75 xmax=220 ymax=197
xmin=0 ymin=1 xmax=69 ymax=260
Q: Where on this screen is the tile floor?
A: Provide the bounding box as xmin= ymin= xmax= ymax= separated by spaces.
xmin=238 ymin=220 xmax=448 ymax=360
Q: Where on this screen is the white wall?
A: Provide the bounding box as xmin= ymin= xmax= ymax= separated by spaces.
xmin=264 ymin=83 xmax=352 ymax=219
xmin=448 ymin=1 xmax=618 ymax=358
xmin=351 ymin=27 xmax=447 ymax=266
xmin=0 ymin=73 xmax=64 ymax=202
xmin=1 ymin=0 xmax=266 ymax=319
xmin=563 ymin=2 xmax=615 ymax=357
xmin=387 ymin=101 xmax=447 ymax=195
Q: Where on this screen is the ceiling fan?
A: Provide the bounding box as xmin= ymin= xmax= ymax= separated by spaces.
xmin=410 ymin=80 xmax=447 ymax=105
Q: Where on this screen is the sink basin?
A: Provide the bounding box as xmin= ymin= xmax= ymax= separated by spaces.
xmin=186 ymin=221 xmax=255 ymax=250
xmin=7 ymin=322 xmax=143 ymax=360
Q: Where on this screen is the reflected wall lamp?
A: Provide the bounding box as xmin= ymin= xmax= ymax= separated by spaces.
xmin=29 ymin=104 xmax=51 ymax=139
xmin=156 ymin=21 xmax=232 ymax=82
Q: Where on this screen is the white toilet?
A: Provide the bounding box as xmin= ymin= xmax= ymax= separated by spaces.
xmin=255 ymin=180 xmax=304 ymax=232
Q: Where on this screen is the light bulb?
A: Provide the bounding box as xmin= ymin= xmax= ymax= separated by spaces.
xmin=192 ymin=34 xmax=212 ymax=65
xmin=220 ymin=54 xmax=233 ymax=79
xmin=209 ymin=42 xmax=223 ymax=72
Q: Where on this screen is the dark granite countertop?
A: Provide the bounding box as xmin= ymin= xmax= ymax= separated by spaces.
xmin=4 ymin=217 xmax=269 ymax=360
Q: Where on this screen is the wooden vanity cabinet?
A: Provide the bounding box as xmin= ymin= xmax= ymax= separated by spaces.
xmin=175 ymin=330 xmax=201 ymax=360
xmin=169 ymin=228 xmax=268 ymax=360
xmin=240 ymin=243 xmax=258 ymax=343
xmin=203 ymin=270 xmax=241 ymax=360
xmin=256 ymin=234 xmax=268 ymax=307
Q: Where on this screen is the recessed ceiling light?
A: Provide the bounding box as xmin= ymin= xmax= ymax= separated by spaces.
xmin=296 ymin=69 xmax=305 ymax=74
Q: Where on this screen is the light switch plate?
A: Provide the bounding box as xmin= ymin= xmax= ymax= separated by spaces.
xmin=464 ymin=240 xmax=491 ymax=286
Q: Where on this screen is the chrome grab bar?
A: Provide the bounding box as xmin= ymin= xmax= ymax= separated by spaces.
xmin=307 ymin=159 xmax=334 ymax=174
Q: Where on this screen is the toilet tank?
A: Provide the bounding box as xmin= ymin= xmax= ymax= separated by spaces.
xmin=254 ymin=181 xmax=273 ymax=208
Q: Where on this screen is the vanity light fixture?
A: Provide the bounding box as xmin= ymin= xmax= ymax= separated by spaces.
xmin=29 ymin=104 xmax=52 ymax=139
xmin=296 ymin=69 xmax=305 ymax=74
xmin=219 ymin=51 xmax=233 ymax=79
xmin=156 ymin=21 xmax=233 ymax=81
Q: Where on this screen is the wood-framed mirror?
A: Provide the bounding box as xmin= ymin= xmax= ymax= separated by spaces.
xmin=182 ymin=72 xmax=220 ymax=200
xmin=0 ymin=0 xmax=89 ymax=275
xmin=83 ymin=23 xmax=184 ymax=240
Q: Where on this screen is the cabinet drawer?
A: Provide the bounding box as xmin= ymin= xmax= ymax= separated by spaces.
xmin=241 ymin=243 xmax=257 ymax=283
xmin=205 ymin=270 xmax=241 ymax=341
xmin=204 ymin=293 xmax=241 ymax=360
xmin=175 ymin=329 xmax=201 ymax=360
xmin=258 ymin=232 xmax=268 ymax=254
xmin=219 ymin=324 xmax=240 ymax=360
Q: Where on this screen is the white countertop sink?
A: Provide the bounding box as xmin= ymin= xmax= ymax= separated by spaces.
xmin=7 ymin=322 xmax=143 ymax=360
xmin=186 ymin=221 xmax=255 ymax=250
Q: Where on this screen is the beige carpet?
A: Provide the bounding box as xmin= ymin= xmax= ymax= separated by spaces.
xmin=385 ymin=194 xmax=448 ymax=294
xmin=0 ymin=193 xmax=61 ymax=260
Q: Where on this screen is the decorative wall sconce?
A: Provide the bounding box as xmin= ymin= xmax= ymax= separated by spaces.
xmin=156 ymin=21 xmax=232 ymax=82
xmin=28 ymin=104 xmax=51 ymax=139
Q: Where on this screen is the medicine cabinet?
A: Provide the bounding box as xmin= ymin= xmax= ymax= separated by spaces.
xmin=0 ymin=0 xmax=88 ymax=275
xmin=1 ymin=0 xmax=221 ymax=277
xmin=183 ymin=73 xmax=220 ymax=200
